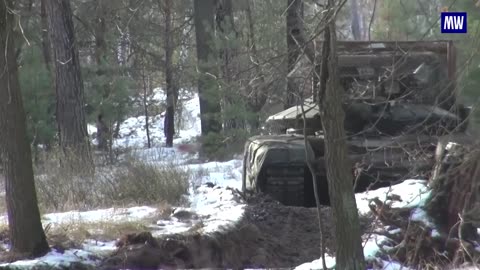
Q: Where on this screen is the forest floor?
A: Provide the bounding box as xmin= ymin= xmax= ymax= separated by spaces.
xmin=0 ymin=171 xmax=430 ymax=269
xmin=95 ymin=180 xmax=428 ymax=269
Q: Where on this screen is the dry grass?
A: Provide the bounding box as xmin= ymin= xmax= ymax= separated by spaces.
xmin=106 ymin=157 xmax=190 ymax=205
xmin=33 ymin=150 xmax=190 ymax=212
xmin=44 ymin=203 xmax=173 ymax=249
xmin=44 ymin=221 xmax=150 ymax=252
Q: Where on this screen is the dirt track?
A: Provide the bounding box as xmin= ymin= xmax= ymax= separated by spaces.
xmin=99 ymin=193 xmax=343 ymax=269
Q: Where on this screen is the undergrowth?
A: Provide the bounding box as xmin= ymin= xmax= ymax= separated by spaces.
xmin=34 ymin=149 xmax=190 ymax=212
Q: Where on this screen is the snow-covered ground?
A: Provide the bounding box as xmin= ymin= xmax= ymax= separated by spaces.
xmin=0 ymin=249 xmax=100 ymax=269
xmin=3 ymin=175 xmax=429 ymax=269
xmin=1 ymin=174 xmax=431 ymax=269
xmin=355 ymin=179 xmax=430 ymax=216
xmin=42 ymin=206 xmax=157 ymax=225
xmin=89 ymin=88 xmax=201 ymax=149
xmin=0 ymin=159 xmax=245 ymax=269
xmin=186 ymin=159 xmax=244 ymax=190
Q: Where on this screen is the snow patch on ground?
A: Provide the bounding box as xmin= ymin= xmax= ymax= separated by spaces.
xmin=410 ymin=207 xmax=435 ymax=227
xmin=190 ymin=185 xmax=245 ymax=233
xmin=0 ymin=249 xmax=99 ymax=269
xmin=81 ymin=239 xmax=117 ymax=255
xmin=355 ymin=179 xmax=430 ymax=215
xmin=114 ymin=115 xmax=166 ymax=148
xmin=295 ymin=254 xmax=336 ymax=270
xmin=149 ymin=184 xmax=245 ymax=236
xmin=186 ymin=159 xmax=244 ymax=190
xmin=150 ymin=87 xmax=166 ymax=103
xmin=380 ymin=260 xmax=413 ymax=270
xmin=87 ymin=124 xmax=97 ymax=137
xmin=128 ymin=146 xmax=194 ymax=163
xmin=42 ymin=206 xmax=158 ymax=226
xmin=363 ymin=234 xmax=390 ymax=259
xmin=174 ymin=96 xmax=202 ymax=145
xmin=87 ymin=91 xmax=201 ymax=150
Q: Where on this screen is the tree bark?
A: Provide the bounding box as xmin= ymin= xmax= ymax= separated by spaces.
xmin=350 ymin=0 xmax=363 ymax=40
xmin=194 ymin=0 xmax=222 ymax=135
xmin=216 ymin=0 xmax=238 ymax=130
xmin=94 ymin=0 xmax=107 ymax=71
xmin=0 ymin=0 xmax=50 ymax=257
xmin=426 ymin=141 xmax=479 ymax=239
xmin=245 ymin=0 xmax=267 ymax=131
xmin=319 ymin=1 xmax=366 ymax=268
xmin=94 ymin=0 xmax=113 ymax=152
xmin=40 ymin=0 xmax=52 ymax=72
xmin=142 ymin=68 xmax=152 ymax=149
xmin=286 ymin=0 xmax=304 ymax=108
xmin=163 ymin=0 xmax=176 ymax=147
xmin=45 ymin=0 xmax=92 ymax=167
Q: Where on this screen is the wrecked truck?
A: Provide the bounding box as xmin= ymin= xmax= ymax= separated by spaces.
xmin=242 ymin=41 xmax=470 ymax=207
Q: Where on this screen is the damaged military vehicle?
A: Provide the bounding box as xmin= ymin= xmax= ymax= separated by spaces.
xmin=242 ymin=41 xmax=471 ymax=207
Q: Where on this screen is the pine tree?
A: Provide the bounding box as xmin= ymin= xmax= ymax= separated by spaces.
xmin=45 ymin=0 xmax=93 ymax=167
xmin=0 ymin=0 xmax=50 ymax=258
xmin=193 ymin=0 xmax=222 ymax=135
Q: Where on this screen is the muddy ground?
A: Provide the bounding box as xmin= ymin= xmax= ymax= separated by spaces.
xmin=99 ymin=193 xmax=373 ymax=270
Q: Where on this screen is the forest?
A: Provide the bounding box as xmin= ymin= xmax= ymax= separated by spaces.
xmin=0 ymin=0 xmax=480 ymax=269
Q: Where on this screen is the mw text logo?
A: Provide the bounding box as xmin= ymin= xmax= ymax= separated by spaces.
xmin=441 ymin=12 xmax=467 ymax=33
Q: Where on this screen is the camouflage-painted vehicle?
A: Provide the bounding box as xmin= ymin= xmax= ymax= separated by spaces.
xmin=242 ymin=41 xmax=470 ymax=207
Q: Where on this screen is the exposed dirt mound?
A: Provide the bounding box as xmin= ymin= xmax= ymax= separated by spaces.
xmin=99 ymin=225 xmax=270 ymax=269
xmin=243 ymin=193 xmax=373 ymax=265
xmin=243 ymin=193 xmax=336 ymax=265
xmin=99 ymin=193 xmax=373 ymax=269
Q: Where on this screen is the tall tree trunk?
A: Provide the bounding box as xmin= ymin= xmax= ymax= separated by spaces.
xmin=245 ymin=0 xmax=267 ymax=130
xmin=163 ymin=0 xmax=176 ymax=147
xmin=350 ymin=0 xmax=362 ymax=40
xmin=113 ymin=114 xmax=122 ymax=139
xmin=142 ymin=68 xmax=152 ymax=149
xmin=0 ymin=0 xmax=50 ymax=257
xmin=319 ymin=0 xmax=365 ymax=268
xmin=94 ymin=0 xmax=112 ymax=152
xmin=194 ymin=0 xmax=222 ymax=135
xmin=216 ymin=0 xmax=238 ymax=130
xmin=286 ymin=0 xmax=304 ymax=108
xmin=45 ymin=0 xmax=93 ymax=168
xmin=40 ymin=0 xmax=56 ymax=161
xmin=40 ymin=0 xmax=52 ymax=72
xmin=94 ymin=0 xmax=107 ymax=71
